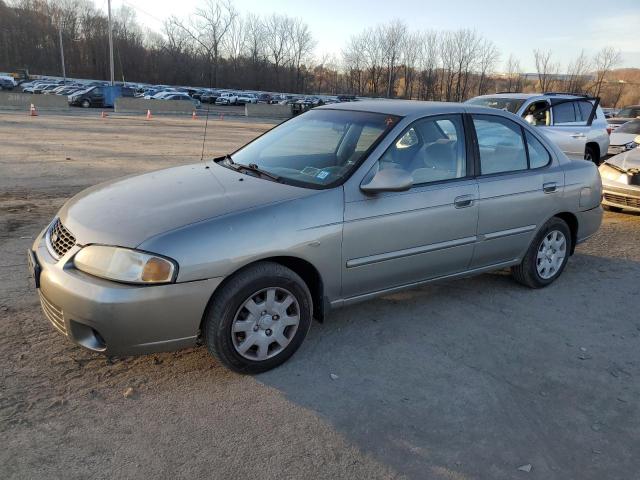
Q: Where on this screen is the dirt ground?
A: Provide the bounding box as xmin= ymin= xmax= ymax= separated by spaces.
xmin=1 ymin=111 xmax=639 ymax=480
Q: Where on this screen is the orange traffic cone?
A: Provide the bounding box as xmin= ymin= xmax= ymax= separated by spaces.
xmin=101 ymin=111 xmax=108 ymax=118
xmin=146 ymin=109 xmax=152 ymax=120
xmin=29 ymin=103 xmax=38 ymax=117
xmin=192 ymin=110 xmax=198 ymax=119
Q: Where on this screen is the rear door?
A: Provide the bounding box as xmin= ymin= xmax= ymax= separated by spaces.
xmin=538 ymin=99 xmax=589 ymax=160
xmin=470 ymin=114 xmax=565 ymax=268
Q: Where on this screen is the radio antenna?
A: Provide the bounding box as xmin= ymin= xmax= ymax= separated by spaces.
xmin=200 ymin=62 xmax=213 ymax=163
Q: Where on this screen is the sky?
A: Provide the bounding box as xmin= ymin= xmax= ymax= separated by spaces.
xmin=103 ymin=0 xmax=640 ymax=72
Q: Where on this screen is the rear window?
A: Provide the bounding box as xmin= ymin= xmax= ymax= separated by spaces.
xmin=466 ymin=97 xmax=525 ymax=114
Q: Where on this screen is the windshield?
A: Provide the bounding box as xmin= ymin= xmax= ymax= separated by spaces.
xmin=616 ymin=120 xmax=640 ymax=134
xmin=466 ymin=97 xmax=526 ymax=114
xmin=227 ymin=109 xmax=397 ymax=188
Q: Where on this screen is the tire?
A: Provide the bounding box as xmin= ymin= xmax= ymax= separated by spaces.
xmin=585 ymin=145 xmax=598 ymax=165
xmin=81 ymin=99 xmax=90 ymax=108
xmin=203 ymin=262 xmax=313 ymax=373
xmin=511 ymin=217 xmax=572 ymax=288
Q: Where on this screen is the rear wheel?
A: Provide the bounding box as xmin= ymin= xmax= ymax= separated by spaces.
xmin=81 ymin=99 xmax=90 ymax=108
xmin=511 ymin=217 xmax=572 ymax=288
xmin=203 ymin=262 xmax=313 ymax=373
xmin=585 ymin=145 xmax=598 ymax=165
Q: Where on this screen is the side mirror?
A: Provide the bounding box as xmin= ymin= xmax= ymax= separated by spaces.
xmin=524 ymin=114 xmax=535 ymax=125
xmin=360 ymin=168 xmax=413 ymax=194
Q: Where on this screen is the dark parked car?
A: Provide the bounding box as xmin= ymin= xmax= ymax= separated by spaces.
xmin=0 ymin=78 xmax=14 ymax=90
xmin=68 ymin=86 xmax=105 ymax=108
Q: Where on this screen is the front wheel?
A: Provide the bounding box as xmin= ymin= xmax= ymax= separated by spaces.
xmin=511 ymin=217 xmax=572 ymax=288
xmin=204 ymin=262 xmax=313 ymax=373
xmin=81 ymin=99 xmax=90 ymax=108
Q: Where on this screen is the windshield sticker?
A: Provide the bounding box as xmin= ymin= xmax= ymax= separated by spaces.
xmin=316 ymin=170 xmax=330 ymax=180
xmin=301 ymin=166 xmax=320 ymax=176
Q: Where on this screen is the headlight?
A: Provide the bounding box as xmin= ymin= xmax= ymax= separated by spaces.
xmin=74 ymin=245 xmax=177 ymax=284
xmin=598 ymin=164 xmax=629 ymax=184
xmin=625 ymin=141 xmax=638 ymax=150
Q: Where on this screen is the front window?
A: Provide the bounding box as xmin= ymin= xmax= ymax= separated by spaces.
xmin=374 ymin=115 xmax=467 ymax=184
xmin=227 ymin=109 xmax=397 ymax=188
xmin=466 ymin=97 xmax=526 ymax=114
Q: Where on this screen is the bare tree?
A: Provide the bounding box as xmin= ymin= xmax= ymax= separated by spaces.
xmin=505 ymin=54 xmax=523 ymax=92
xmin=381 ymin=20 xmax=407 ymax=98
xmin=176 ymin=0 xmax=237 ymax=86
xmin=223 ymin=14 xmax=245 ymax=75
xmin=264 ymin=14 xmax=292 ymax=89
xmin=476 ymin=38 xmax=499 ymax=95
xmin=342 ymin=33 xmax=366 ymax=95
xmin=534 ymin=49 xmax=558 ymax=92
xmin=401 ymin=31 xmax=420 ymax=98
xmin=592 ymin=46 xmax=622 ymax=97
xmin=361 ymin=27 xmax=384 ymax=96
xmin=289 ymin=18 xmax=315 ymax=92
xmin=416 ymin=31 xmax=440 ymax=100
xmin=566 ymin=50 xmax=591 ymax=93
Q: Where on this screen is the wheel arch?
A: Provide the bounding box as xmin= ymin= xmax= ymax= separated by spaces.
xmin=554 ymin=212 xmax=578 ymax=254
xmin=198 ymin=256 xmax=326 ymax=339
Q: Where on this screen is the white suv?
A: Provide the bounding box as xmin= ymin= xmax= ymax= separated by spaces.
xmin=215 ymin=92 xmax=239 ymax=105
xmin=467 ymin=93 xmax=610 ymax=164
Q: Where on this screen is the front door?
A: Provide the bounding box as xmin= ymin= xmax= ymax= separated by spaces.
xmin=341 ymin=114 xmax=479 ymax=299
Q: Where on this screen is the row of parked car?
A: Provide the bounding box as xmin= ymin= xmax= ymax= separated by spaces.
xmin=15 ymin=76 xmax=358 ymax=110
xmin=135 ymin=85 xmax=354 ymax=108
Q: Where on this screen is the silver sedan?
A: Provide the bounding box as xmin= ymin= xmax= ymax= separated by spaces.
xmin=28 ymin=101 xmax=603 ymax=372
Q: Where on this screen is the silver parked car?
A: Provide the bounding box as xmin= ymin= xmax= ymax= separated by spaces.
xmin=28 ymin=101 xmax=603 ymax=373
xmin=607 ymin=119 xmax=640 ymax=156
xmin=600 ymin=146 xmax=640 ymax=212
xmin=467 ymin=93 xmax=610 ymax=164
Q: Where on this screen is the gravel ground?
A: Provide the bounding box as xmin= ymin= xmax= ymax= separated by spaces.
xmin=1 ymin=111 xmax=638 ymax=480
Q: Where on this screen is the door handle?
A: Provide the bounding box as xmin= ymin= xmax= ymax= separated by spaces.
xmin=454 ymin=195 xmax=475 ymax=208
xmin=570 ymin=132 xmax=586 ymax=138
xmin=543 ymin=182 xmax=558 ymax=193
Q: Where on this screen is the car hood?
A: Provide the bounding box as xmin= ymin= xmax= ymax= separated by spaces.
xmin=605 ymin=148 xmax=640 ymax=172
xmin=58 ymin=162 xmax=315 ymax=248
xmin=609 ymin=132 xmax=638 ymax=146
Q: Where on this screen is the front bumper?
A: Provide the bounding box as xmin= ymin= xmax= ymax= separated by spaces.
xmin=30 ymin=231 xmax=223 ymax=356
xmin=601 ymin=181 xmax=640 ymax=212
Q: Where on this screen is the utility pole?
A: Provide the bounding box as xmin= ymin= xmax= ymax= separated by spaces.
xmin=58 ymin=23 xmax=66 ymax=84
xmin=107 ymin=0 xmax=115 ymax=85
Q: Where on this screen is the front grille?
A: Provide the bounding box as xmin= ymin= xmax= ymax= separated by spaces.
xmin=47 ymin=218 xmax=76 ymax=259
xmin=604 ymin=193 xmax=640 ymax=209
xmin=39 ymin=292 xmax=67 ymax=335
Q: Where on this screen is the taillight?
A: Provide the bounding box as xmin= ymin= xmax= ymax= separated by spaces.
xmin=607 ymin=127 xmax=612 ymax=135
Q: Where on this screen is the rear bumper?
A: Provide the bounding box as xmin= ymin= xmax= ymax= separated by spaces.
xmin=31 ymin=231 xmax=222 ymax=356
xmin=575 ymin=205 xmax=603 ymax=245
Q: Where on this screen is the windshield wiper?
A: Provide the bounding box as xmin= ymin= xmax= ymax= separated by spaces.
xmin=236 ymin=162 xmax=281 ymax=182
xmin=215 ymin=154 xmax=281 ymax=182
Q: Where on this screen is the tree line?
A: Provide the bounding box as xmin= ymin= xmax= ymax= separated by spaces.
xmin=0 ymin=0 xmax=636 ymax=106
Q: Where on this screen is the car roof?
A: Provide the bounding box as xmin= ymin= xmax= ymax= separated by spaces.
xmin=472 ymin=92 xmax=590 ymax=101
xmin=317 ymin=99 xmax=468 ymax=116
